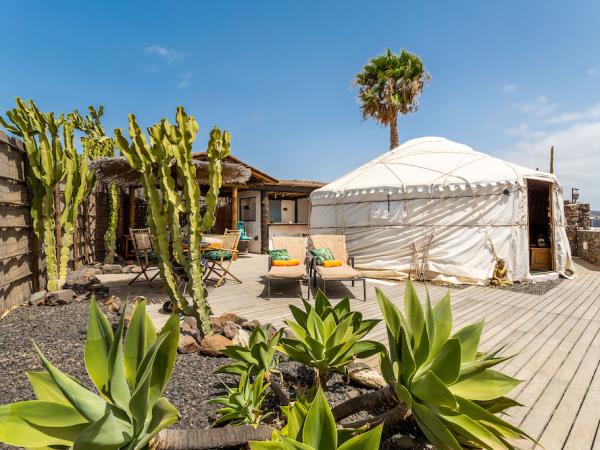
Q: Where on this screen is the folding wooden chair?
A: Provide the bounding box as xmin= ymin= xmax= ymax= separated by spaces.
xmin=203 ymin=229 xmax=242 ymax=287
xmin=129 ymin=228 xmax=160 ymax=286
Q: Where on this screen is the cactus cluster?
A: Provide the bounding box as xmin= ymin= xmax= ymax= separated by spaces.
xmin=115 ymin=106 xmax=231 ymax=335
xmin=1 ymin=98 xmax=97 ymax=291
xmin=70 ymin=106 xmax=119 ymax=264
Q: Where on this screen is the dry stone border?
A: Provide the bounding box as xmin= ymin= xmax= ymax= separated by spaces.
xmin=28 ymin=288 xmax=88 ymax=306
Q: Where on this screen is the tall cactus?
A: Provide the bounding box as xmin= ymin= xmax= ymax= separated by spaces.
xmin=1 ymin=99 xmax=67 ymax=291
xmin=549 ymin=145 xmax=555 ymax=174
xmin=70 ymin=106 xmax=119 ymax=264
xmin=1 ymin=99 xmax=101 ymax=291
xmin=115 ymin=107 xmax=230 ymax=335
xmin=57 ymin=119 xmax=94 ymax=286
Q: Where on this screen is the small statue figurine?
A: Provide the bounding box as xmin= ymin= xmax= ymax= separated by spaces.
xmin=490 ymin=258 xmax=513 ymax=287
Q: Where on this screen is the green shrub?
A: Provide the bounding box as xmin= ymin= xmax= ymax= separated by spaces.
xmin=249 ymin=387 xmax=382 ymax=449
xmin=208 ymin=370 xmax=273 ymax=428
xmin=0 ymin=298 xmax=180 ymax=449
xmin=376 ymin=282 xmax=534 ymax=449
xmin=279 ymin=291 xmax=384 ymax=387
xmin=215 ymin=326 xmax=283 ymax=377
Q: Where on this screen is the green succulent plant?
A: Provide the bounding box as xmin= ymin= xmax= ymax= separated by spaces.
xmin=1 ymin=98 xmax=96 ymax=290
xmin=114 ymin=107 xmax=230 ymax=336
xmin=376 ymin=282 xmax=534 ymax=449
xmin=0 ymin=298 xmax=180 ymax=449
xmin=70 ymin=105 xmax=119 ymax=265
xmin=208 ymin=370 xmax=273 ymax=428
xmin=249 ymin=387 xmax=383 ymax=450
xmin=215 ymin=326 xmax=283 ymax=377
xmin=279 ymin=291 xmax=384 ymax=387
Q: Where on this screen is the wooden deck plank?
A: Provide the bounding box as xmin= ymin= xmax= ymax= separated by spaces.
xmin=540 ymin=329 xmax=600 ymax=449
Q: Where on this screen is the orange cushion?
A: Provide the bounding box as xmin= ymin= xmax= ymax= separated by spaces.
xmin=272 ymin=258 xmax=301 ymax=267
xmin=322 ymin=259 xmax=343 ymax=268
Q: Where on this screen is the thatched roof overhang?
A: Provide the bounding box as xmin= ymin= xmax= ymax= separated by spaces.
xmin=89 ymin=156 xmax=251 ymax=188
xmin=192 ymin=152 xmax=279 ymax=186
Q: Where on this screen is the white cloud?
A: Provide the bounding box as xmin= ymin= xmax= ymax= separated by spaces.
xmin=505 ymin=124 xmax=529 ymax=136
xmin=503 ymin=83 xmax=518 ymax=93
xmin=587 ymin=67 xmax=599 ymax=77
xmin=502 ymin=121 xmax=600 ymax=206
xmin=511 ymin=95 xmax=557 ymax=117
xmin=144 ymin=45 xmax=184 ymax=63
xmin=544 ymin=102 xmax=600 ymax=125
xmin=175 ymin=73 xmax=192 ymax=89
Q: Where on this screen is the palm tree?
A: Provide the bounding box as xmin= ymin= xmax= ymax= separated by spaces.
xmin=355 ymin=49 xmax=430 ymax=149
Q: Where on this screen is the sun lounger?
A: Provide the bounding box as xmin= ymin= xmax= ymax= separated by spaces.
xmin=309 ymin=234 xmax=366 ymax=301
xmin=265 ymin=236 xmax=310 ymax=300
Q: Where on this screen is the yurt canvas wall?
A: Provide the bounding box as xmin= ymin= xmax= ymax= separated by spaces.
xmin=309 ymin=137 xmax=573 ymax=284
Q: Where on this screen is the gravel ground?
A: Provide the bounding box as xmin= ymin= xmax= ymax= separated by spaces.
xmin=491 ymin=277 xmax=563 ymax=295
xmin=0 ymin=301 xmax=424 ymax=449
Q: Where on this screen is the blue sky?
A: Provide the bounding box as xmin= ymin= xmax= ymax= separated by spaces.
xmin=2 ymin=0 xmax=600 ymax=206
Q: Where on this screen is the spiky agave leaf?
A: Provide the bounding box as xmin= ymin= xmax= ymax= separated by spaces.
xmin=278 ymin=291 xmax=384 ymax=387
xmin=376 ymin=282 xmax=535 ymax=449
xmin=0 ymin=297 xmax=180 ymax=449
xmin=215 ymin=326 xmax=284 ymax=377
xmin=208 ymin=370 xmax=273 ymax=428
xmin=249 ymin=387 xmax=383 ymax=450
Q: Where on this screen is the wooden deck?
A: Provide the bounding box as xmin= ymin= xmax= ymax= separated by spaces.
xmin=104 ymin=255 xmax=600 ymax=450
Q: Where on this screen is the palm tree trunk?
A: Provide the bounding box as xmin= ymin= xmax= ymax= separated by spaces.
xmin=151 ymin=425 xmax=275 ymax=449
xmin=390 ymin=117 xmax=399 ymax=149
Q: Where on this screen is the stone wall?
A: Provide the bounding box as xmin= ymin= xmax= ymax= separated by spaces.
xmin=577 ymin=229 xmax=600 ymax=265
xmin=564 ymin=202 xmax=591 ymax=256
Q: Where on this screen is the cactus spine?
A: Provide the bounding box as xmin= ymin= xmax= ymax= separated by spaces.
xmin=115 ymin=107 xmax=230 ymax=335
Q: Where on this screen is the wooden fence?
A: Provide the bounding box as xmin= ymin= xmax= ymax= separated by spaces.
xmin=0 ymin=132 xmax=115 ymax=315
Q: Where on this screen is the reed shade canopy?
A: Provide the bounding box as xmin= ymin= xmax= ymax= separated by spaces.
xmin=90 ymin=156 xmax=252 ymax=188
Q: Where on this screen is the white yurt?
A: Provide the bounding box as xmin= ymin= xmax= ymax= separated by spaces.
xmin=309 ymin=137 xmax=573 ymax=284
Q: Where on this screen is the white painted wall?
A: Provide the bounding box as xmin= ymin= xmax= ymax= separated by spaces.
xmin=238 ymin=190 xmax=261 ymax=253
xmin=297 ymin=198 xmax=310 ymax=223
xmin=281 ymin=200 xmax=296 ymax=223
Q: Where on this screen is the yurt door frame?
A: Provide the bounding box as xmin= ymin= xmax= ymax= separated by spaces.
xmin=525 ymin=178 xmax=556 ymax=272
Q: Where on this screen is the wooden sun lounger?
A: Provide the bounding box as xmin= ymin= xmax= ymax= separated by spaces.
xmin=309 ymin=234 xmax=366 ymax=301
xmin=265 ymin=236 xmax=310 ymax=300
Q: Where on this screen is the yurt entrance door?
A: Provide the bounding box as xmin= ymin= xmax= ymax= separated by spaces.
xmin=526 ymin=179 xmax=555 ymax=272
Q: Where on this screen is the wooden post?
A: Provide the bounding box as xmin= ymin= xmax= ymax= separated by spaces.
xmin=83 ymin=198 xmax=90 ymax=264
xmin=260 ymin=191 xmax=270 ymax=254
xmin=30 ymin=219 xmax=41 ymax=293
xmin=231 ymin=187 xmax=239 ymax=230
xmin=129 ymin=187 xmax=136 ymax=229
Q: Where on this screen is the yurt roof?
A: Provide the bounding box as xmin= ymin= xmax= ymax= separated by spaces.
xmin=312 ymin=137 xmax=557 ymax=198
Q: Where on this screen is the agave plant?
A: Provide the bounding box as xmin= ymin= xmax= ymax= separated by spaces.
xmin=215 ymin=326 xmax=283 ymax=377
xmin=0 ymin=298 xmax=180 ymax=449
xmin=279 ymin=291 xmax=384 ymax=387
xmin=249 ymin=387 xmax=382 ymax=450
xmin=208 ymin=369 xmax=273 ymax=428
xmin=376 ymin=282 xmax=534 ymax=449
